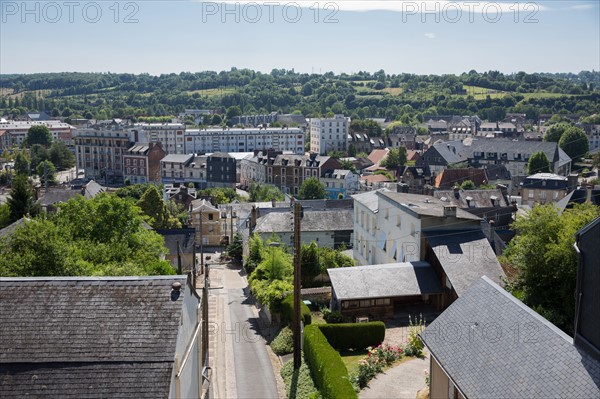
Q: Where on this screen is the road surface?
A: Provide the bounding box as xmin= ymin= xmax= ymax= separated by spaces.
xmin=209 ymin=261 xmax=278 ymax=399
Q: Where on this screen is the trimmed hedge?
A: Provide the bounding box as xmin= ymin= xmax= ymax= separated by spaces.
xmin=318 ymin=322 xmax=385 ymax=351
xmin=281 ymin=294 xmax=312 ymax=326
xmin=303 ymin=325 xmax=357 ymax=399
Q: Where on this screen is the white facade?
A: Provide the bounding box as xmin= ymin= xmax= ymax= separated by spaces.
xmin=310 ymin=115 xmax=349 ymax=155
xmin=130 ymin=123 xmax=186 ymax=155
xmin=184 ymin=127 xmax=304 ymax=155
xmin=0 ymin=120 xmax=73 ymax=149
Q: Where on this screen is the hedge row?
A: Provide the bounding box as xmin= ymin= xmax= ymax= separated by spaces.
xmin=318 ymin=322 xmax=385 ymax=351
xmin=280 ymin=294 xmax=312 ymax=326
xmin=303 ymin=325 xmax=357 ymax=399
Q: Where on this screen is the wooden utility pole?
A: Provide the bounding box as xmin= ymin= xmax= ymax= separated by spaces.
xmin=199 ymin=209 xmax=204 ymax=274
xmin=292 ymin=202 xmax=302 ymax=370
xmin=176 ymin=239 xmax=182 ymax=275
xmin=230 ymin=206 xmax=234 ymax=245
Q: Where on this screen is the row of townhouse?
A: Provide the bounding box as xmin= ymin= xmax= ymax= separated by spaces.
xmin=160 ymin=152 xmax=236 ymax=189
xmin=0 ymin=120 xmax=73 ymax=149
xmin=73 ymin=124 xmax=305 ymax=183
xmin=239 ymin=151 xmax=353 ymax=197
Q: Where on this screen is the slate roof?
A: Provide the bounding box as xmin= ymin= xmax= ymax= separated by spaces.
xmin=328 ymin=262 xmax=443 ymax=300
xmin=352 ymin=189 xmax=387 ymax=213
xmin=0 ymin=217 xmax=29 ymax=239
xmin=424 ymin=230 xmax=505 ymax=295
xmin=421 ymin=277 xmax=600 ymax=399
xmin=37 ymin=189 xmax=81 ymax=207
xmin=0 ymin=276 xmax=189 ymax=398
xmin=161 ymin=154 xmax=194 ymax=164
xmin=156 ymin=228 xmax=196 ymax=255
xmin=468 ymin=138 xmax=569 ymax=165
xmin=253 ymin=209 xmax=354 ymax=234
xmin=432 ymin=189 xmax=509 ymax=208
xmin=82 ymin=180 xmax=105 ymax=199
xmin=555 ymin=188 xmax=600 ymax=212
xmin=428 ymin=141 xmax=469 ymax=165
xmin=521 ymin=173 xmax=568 ymax=190
xmin=377 ymin=191 xmax=482 ymax=221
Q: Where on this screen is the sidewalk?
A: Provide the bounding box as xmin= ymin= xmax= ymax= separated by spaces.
xmin=359 ymin=354 xmax=430 ymax=399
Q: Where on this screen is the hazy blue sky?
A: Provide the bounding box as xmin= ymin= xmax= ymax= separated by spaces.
xmin=1 ymin=0 xmax=598 ymax=75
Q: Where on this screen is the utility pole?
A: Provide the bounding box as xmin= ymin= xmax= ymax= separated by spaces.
xmin=176 ymin=239 xmax=182 ymax=275
xmin=230 ymin=206 xmax=234 ymax=244
xmin=199 ymin=209 xmax=204 ymax=275
xmin=292 ymin=202 xmax=302 ymax=370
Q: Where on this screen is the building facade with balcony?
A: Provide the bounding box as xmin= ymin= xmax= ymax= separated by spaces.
xmin=73 ymin=129 xmax=132 ymax=183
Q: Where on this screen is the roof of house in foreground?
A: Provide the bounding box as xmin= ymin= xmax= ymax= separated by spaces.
xmin=0 ymin=276 xmax=189 ymax=398
xmin=421 ymin=277 xmax=600 ymax=399
xmin=328 ymin=261 xmax=443 ymax=300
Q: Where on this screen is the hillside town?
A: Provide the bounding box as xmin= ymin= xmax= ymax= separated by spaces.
xmin=1 ymin=99 xmax=599 ymax=398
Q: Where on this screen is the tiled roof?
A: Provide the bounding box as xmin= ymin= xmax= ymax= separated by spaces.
xmin=0 ymin=276 xmax=189 ymax=397
xmin=424 ymin=230 xmax=505 ymax=295
xmin=421 ymin=277 xmax=600 ymax=399
xmin=328 ymin=261 xmax=443 ymax=300
xmin=434 ymin=168 xmax=487 ymax=188
xmin=367 ymin=149 xmax=389 ymax=165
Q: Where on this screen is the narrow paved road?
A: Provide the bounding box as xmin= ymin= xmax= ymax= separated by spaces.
xmin=209 ymin=261 xmax=278 ymax=399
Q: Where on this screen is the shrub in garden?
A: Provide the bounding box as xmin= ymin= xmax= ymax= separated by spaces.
xmin=271 ymin=326 xmax=294 ymax=355
xmin=321 ymin=308 xmax=344 ymax=323
xmin=280 ymin=294 xmax=312 ymax=326
xmin=403 ymin=314 xmax=425 ymax=357
xmin=303 ymin=325 xmax=357 ymax=399
xmin=318 ymin=322 xmax=385 ymax=351
xmin=280 ymin=356 xmax=320 ymax=399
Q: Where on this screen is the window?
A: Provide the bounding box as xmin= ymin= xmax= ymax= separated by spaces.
xmin=528 ymin=190 xmax=534 ymax=199
xmin=208 ymin=214 xmax=214 ymax=220
xmin=396 ymin=215 xmax=402 ymax=227
xmin=375 ymin=298 xmax=390 ymax=306
xmin=360 ymin=300 xmax=373 ymax=308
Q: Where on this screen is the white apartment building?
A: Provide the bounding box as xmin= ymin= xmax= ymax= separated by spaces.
xmin=310 ymin=114 xmax=349 ymax=155
xmin=0 ymin=120 xmax=73 ymax=149
xmin=129 ymin=123 xmax=186 ymax=154
xmin=184 ymin=127 xmax=304 ymax=155
xmin=352 ymin=189 xmax=481 ymax=266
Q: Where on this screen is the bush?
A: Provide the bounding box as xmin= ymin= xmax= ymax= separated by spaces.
xmin=271 ymin=327 xmax=294 ymax=355
xmin=303 ymin=325 xmax=357 ymax=399
xmin=280 ymin=294 xmax=312 ymax=326
xmin=351 ymin=343 xmax=404 ymax=389
xmin=318 ymin=322 xmax=385 ymax=351
xmin=280 ymin=355 xmax=321 ymax=399
xmin=321 ymin=308 xmax=344 ymax=324
xmin=403 ymin=314 xmax=425 ymax=357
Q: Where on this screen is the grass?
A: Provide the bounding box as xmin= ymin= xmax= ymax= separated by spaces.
xmin=310 ymin=311 xmax=326 ymax=325
xmin=0 ymin=89 xmax=51 ymax=99
xmin=186 ymin=87 xmax=237 ymax=97
xmin=281 ymin=356 xmax=321 ymax=399
xmin=339 ymin=349 xmax=369 ymax=375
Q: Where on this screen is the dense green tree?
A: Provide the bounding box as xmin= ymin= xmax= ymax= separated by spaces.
xmin=13 ymin=151 xmax=30 ymax=176
xmin=7 ymin=175 xmax=39 ymax=222
xmin=211 ymin=114 xmax=222 ymax=125
xmin=527 ymin=151 xmax=551 ymax=174
xmin=559 ymin=126 xmax=589 ymax=161
xmin=49 ymin=141 xmax=76 ymax=170
xmin=137 ymin=185 xmax=181 ymax=229
xmin=115 ymin=183 xmax=155 ymax=200
xmin=592 ymin=152 xmax=600 ymax=169
xmin=381 ymin=147 xmax=407 ymax=170
xmin=226 ymin=105 xmax=242 ymax=120
xmin=301 ymin=242 xmax=321 ymax=287
xmin=544 ymin=122 xmax=571 ymax=142
xmin=30 ymin=144 xmax=50 ymax=173
xmin=24 ymin=125 xmax=52 ymax=147
xmin=459 ymin=180 xmax=476 ymax=190
xmin=0 ymin=204 xmax=10 ymax=230
xmin=502 ymin=204 xmax=600 ymax=335
xmin=298 ymin=177 xmax=327 ymax=200
xmin=339 ymin=159 xmax=357 ymax=173
xmin=36 ymin=160 xmax=57 ymax=186
xmin=197 ymin=187 xmax=239 ymax=205
xmin=249 ymin=182 xmax=285 ymax=202
xmin=226 ymin=232 xmax=243 ymax=263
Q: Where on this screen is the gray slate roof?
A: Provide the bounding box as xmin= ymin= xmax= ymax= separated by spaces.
xmin=37 ymin=189 xmax=81 ymax=206
xmin=352 ymin=189 xmax=388 ymax=213
xmin=421 ymin=277 xmax=600 ymax=399
xmin=0 ymin=276 xmax=189 ymax=398
xmin=425 ymin=230 xmax=505 ymax=295
xmin=377 ymin=191 xmax=482 ymax=221
xmin=432 ymin=189 xmax=509 ymax=208
xmin=328 ymin=261 xmax=442 ymax=300
xmin=254 ymin=209 xmax=354 ymax=233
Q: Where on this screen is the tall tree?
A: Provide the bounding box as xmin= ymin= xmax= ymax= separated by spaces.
xmin=7 ymin=175 xmax=39 ymax=222
xmin=37 ymin=160 xmax=57 ymax=186
xmin=49 ymin=141 xmax=76 ymax=170
xmin=559 ymin=126 xmax=589 ymax=161
xmin=527 ymin=151 xmax=551 ymax=174
xmin=13 ymin=151 xmax=30 ymax=176
xmin=24 ymin=125 xmax=52 ymax=147
xmin=381 ymin=147 xmax=407 ymax=170
xmin=298 ymin=177 xmax=327 ymax=200
xmin=502 ymin=204 xmax=600 ymax=335
xmin=137 ymin=185 xmax=181 ymax=229
xmin=544 ymin=122 xmax=571 ymax=142
xmin=301 ymin=241 xmax=321 ymax=287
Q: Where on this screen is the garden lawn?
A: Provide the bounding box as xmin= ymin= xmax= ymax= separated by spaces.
xmin=340 ymin=349 xmax=369 ymax=375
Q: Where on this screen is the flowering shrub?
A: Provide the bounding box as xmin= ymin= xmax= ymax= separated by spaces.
xmin=424 ymin=369 xmax=430 ymax=386
xmin=404 ymin=314 xmax=425 ymax=357
xmin=351 ymin=343 xmax=404 ymax=389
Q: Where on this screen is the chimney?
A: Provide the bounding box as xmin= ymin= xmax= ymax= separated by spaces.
xmin=271 ymin=198 xmax=276 ymax=208
xmin=443 ymin=205 xmax=457 ymax=217
xmin=453 ymin=186 xmax=460 ymax=200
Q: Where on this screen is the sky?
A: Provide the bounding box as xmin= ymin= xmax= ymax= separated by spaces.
xmin=0 ymin=0 xmax=599 ymax=75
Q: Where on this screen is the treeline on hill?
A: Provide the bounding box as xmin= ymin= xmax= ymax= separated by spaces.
xmin=1 ymin=69 xmax=599 ymax=122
